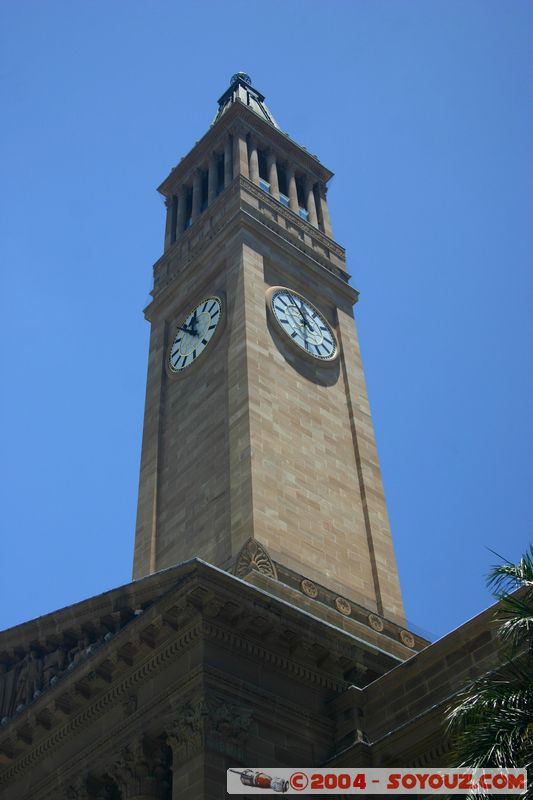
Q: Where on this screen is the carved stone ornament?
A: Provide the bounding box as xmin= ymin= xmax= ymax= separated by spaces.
xmin=110 ymin=736 xmax=170 ymax=799
xmin=169 ymin=697 xmax=205 ymax=757
xmin=300 ymin=578 xmax=319 ymax=599
xmin=368 ymin=613 xmax=384 ymax=632
xmin=66 ymin=774 xmax=109 ymax=800
xmin=235 ymin=538 xmax=277 ymax=579
xmin=65 ymin=784 xmax=87 ymax=800
xmin=169 ymin=694 xmax=253 ymax=763
xmin=14 ymin=650 xmax=43 ymax=710
xmin=335 ymin=596 xmax=352 ymax=616
xmin=0 ymin=619 xmax=131 ymax=723
xmin=400 ymin=629 xmax=415 ymax=648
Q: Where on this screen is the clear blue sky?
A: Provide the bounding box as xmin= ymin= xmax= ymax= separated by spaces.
xmin=1 ymin=1 xmax=532 ymax=640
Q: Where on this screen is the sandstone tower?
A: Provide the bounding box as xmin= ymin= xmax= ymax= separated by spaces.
xmin=133 ymin=72 xmax=404 ymax=626
xmin=0 ymin=75 xmax=504 ymax=800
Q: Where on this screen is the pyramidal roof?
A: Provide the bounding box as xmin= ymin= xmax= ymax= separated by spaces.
xmin=213 ymin=72 xmax=279 ymax=129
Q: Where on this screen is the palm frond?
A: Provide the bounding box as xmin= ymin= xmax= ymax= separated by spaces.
xmin=488 ymin=544 xmax=533 ymax=596
xmin=447 ymin=546 xmax=533 ymax=798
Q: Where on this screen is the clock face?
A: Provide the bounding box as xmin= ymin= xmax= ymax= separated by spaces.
xmin=269 ymin=288 xmax=337 ymax=360
xmin=168 ymin=296 xmax=222 ymax=373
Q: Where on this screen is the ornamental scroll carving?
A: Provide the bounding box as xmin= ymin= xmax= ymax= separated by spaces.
xmin=235 ymin=538 xmax=277 ymax=580
xmin=169 ymin=694 xmax=253 ymax=763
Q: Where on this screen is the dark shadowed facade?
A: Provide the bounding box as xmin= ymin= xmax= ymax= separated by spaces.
xmin=0 ymin=74 xmax=502 ymax=800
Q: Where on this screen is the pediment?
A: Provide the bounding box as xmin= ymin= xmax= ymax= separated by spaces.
xmin=0 ymin=558 xmax=399 ymax=796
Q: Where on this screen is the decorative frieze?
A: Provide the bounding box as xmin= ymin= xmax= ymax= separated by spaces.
xmin=0 ymin=620 xmax=128 ymax=727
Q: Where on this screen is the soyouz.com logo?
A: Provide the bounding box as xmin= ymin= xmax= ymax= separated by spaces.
xmin=227 ymin=767 xmax=527 ymax=794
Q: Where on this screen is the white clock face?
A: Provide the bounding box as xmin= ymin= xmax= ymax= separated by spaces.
xmin=270 ymin=288 xmax=337 ymax=360
xmin=168 ymin=296 xmax=222 ymax=372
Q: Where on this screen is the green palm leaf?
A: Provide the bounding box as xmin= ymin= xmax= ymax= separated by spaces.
xmin=446 ymin=545 xmax=533 ymax=799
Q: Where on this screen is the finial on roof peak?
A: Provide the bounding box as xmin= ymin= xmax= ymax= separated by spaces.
xmin=230 ymin=72 xmax=252 ymax=86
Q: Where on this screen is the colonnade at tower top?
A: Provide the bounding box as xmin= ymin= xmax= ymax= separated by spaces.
xmin=162 ymin=73 xmax=333 ymax=251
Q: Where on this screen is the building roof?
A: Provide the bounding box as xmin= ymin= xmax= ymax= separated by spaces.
xmin=213 ymin=72 xmax=280 ymax=129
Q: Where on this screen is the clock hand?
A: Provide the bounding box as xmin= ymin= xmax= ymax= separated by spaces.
xmin=298 ymin=307 xmax=309 ymax=350
xmin=190 ymin=309 xmax=199 ymax=336
xmin=288 ymin=295 xmax=306 ymax=328
xmin=297 ymin=299 xmax=310 ymax=328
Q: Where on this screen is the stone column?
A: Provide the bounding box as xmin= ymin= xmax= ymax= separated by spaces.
xmin=176 ymin=185 xmax=187 ymax=234
xmin=191 ymin=170 xmax=202 ymax=222
xmin=224 ymin=137 xmax=232 ymax=188
xmin=232 ymin=129 xmax=249 ymax=180
xmin=286 ymin=165 xmax=299 ymax=212
xmin=164 ymin=196 xmax=173 ymax=251
xmin=248 ymin=137 xmax=259 ymax=185
xmin=306 ymin=177 xmax=319 ymax=227
xmin=318 ymin=182 xmax=333 ymax=237
xmin=208 ymin=153 xmax=218 ymax=206
xmin=163 ymin=196 xmax=177 ymax=251
xmin=267 ymin=151 xmax=279 ymax=199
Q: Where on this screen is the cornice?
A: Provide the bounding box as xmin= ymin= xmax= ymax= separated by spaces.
xmin=21 ymin=656 xmax=205 ymax=800
xmin=33 ymin=661 xmax=334 ymax=800
xmin=0 ymin=560 xmax=199 ymax=653
xmin=0 ymin=615 xmax=201 ymax=788
xmin=238 ymin=209 xmax=357 ymax=303
xmin=246 ymin=568 xmax=420 ymax=663
xmin=147 ymin=182 xmax=242 ymax=316
xmin=148 ymin=177 xmax=355 ymax=317
xmin=203 ymin=620 xmax=348 ymax=692
xmin=240 ymin=175 xmax=347 ymax=263
xmin=0 ymin=561 xmax=391 ymax=794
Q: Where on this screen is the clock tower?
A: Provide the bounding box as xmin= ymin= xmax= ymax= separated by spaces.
xmin=0 ymin=73 xmax=506 ymax=800
xmin=133 ymin=72 xmax=405 ymax=627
